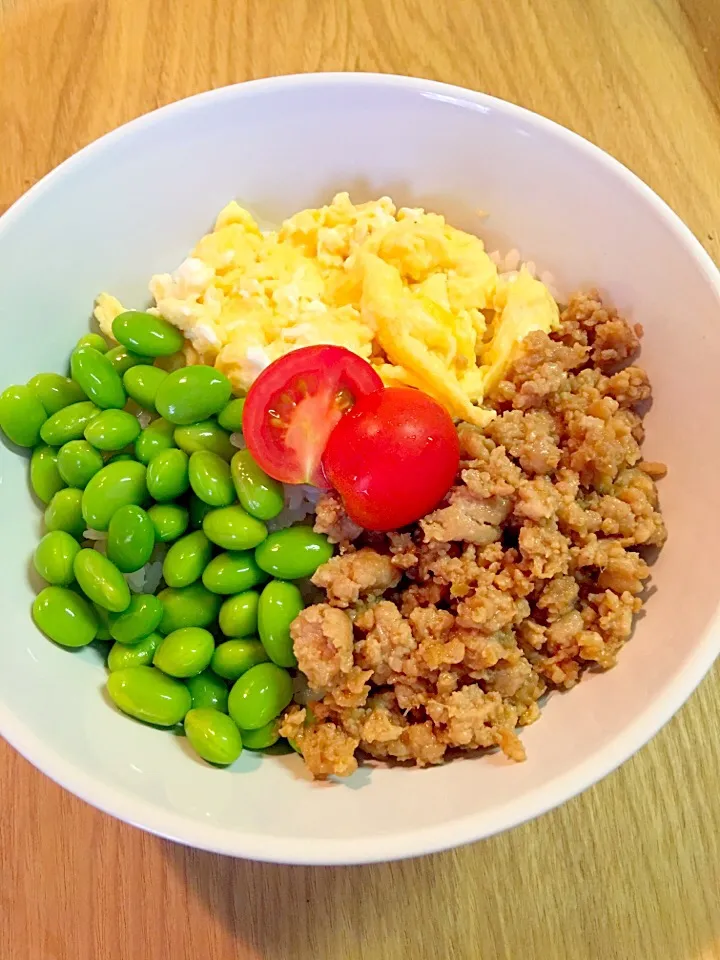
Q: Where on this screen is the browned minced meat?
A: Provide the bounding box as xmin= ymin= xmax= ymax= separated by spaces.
xmin=279 ymin=291 xmax=667 ymax=778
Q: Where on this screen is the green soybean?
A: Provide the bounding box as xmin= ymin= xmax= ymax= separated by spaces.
xmin=153 ymin=626 xmax=215 ymax=678
xmin=106 ymin=345 xmax=149 ymax=375
xmin=184 ymin=708 xmax=243 ymax=765
xmin=33 ymin=586 xmax=98 ymax=647
xmin=107 ymin=632 xmax=162 ymax=671
xmin=81 ymin=460 xmax=148 ymax=531
xmin=107 ymin=504 xmax=155 ymax=572
xmin=146 ymin=448 xmax=189 ymax=502
xmin=57 ymin=440 xmax=104 ymax=488
xmin=70 ymin=346 xmax=126 ymax=409
xmin=240 ymin=719 xmax=280 ymax=751
xmin=188 ymin=494 xmax=214 ymax=530
xmin=202 ymin=551 xmax=268 ymax=595
xmin=174 ymin=420 xmax=235 ymax=460
xmin=45 ymin=488 xmax=85 ymax=537
xmin=211 ymin=638 xmax=269 ymax=680
xmin=84 ymin=409 xmax=140 ymax=451
xmin=162 ymin=530 xmax=212 ymax=589
xmin=258 ymin=580 xmax=302 ymax=668
xmin=231 ymin=449 xmax=284 ymax=520
xmin=155 ymin=366 xmax=232 ymax=425
xmin=34 ymin=531 xmax=81 ymax=586
xmin=203 ymin=505 xmax=267 ymax=551
xmin=123 ymin=365 xmax=168 ymax=412
xmin=157 ymin=582 xmax=222 ymax=634
xmin=147 ymin=503 xmax=189 ymax=542
xmin=76 ymin=333 xmax=108 ymax=353
xmin=218 ymin=591 xmax=260 ymax=638
xmin=30 ymin=446 xmax=65 ymax=504
xmin=255 ymin=527 xmax=332 ymax=580
xmin=40 ymin=401 xmax=100 ymax=446
xmin=107 ymin=666 xmax=191 ymax=726
xmin=217 ymin=397 xmax=245 ymax=432
xmin=112 ymin=311 xmax=185 ymax=358
xmin=109 ymin=594 xmax=163 ymax=643
xmin=186 ymin=671 xmax=229 ymax=712
xmin=28 ymin=373 xmax=85 ymax=415
xmin=74 ymin=548 xmax=131 ymax=613
xmin=189 ymin=450 xmax=235 ymax=507
xmin=0 ymin=385 xmax=47 ymax=447
xmin=227 ymin=662 xmax=293 ymax=730
xmin=135 ymin=417 xmax=176 ymax=464
xmin=93 ymin=604 xmax=112 ymax=641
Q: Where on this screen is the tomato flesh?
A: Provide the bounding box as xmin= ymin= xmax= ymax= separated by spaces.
xmin=243 ymin=345 xmax=383 ymax=486
xmin=322 ymin=387 xmax=460 ymax=530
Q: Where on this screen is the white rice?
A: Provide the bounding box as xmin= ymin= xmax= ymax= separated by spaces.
xmin=489 ymin=247 xmax=560 ymax=301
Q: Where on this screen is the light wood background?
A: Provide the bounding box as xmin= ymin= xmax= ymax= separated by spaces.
xmin=2 ymin=1 xmax=720 ymax=958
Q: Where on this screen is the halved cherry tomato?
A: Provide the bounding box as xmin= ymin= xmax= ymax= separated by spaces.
xmin=243 ymin=345 xmax=383 ymax=486
xmin=322 ymin=387 xmax=460 ymax=530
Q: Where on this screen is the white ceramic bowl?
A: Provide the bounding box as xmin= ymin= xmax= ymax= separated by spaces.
xmin=1 ymin=74 xmax=720 ymax=866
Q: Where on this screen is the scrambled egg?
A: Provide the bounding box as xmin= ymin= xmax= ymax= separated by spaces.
xmin=95 ymin=193 xmax=559 ymax=426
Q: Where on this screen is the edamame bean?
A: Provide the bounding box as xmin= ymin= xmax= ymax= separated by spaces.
xmin=76 ymin=333 xmax=108 ymax=353
xmin=186 ymin=671 xmax=229 ymax=712
xmin=28 ymin=373 xmax=85 ymax=415
xmin=109 ymin=594 xmax=163 ymax=643
xmin=231 ymin=449 xmax=284 ymax=520
xmin=84 ymin=409 xmax=140 ymax=451
xmin=203 ymin=505 xmax=267 ymax=551
xmin=81 ymin=460 xmax=148 ymax=531
xmin=112 ymin=311 xmax=185 ymax=357
xmin=202 ymin=551 xmax=268 ymax=595
xmin=162 ymin=530 xmax=212 ymax=589
xmin=255 ymin=527 xmax=332 ymax=579
xmin=227 ymin=662 xmax=293 ymax=730
xmin=157 ymin=582 xmax=222 ymax=634
xmin=107 ymin=632 xmax=162 ymax=671
xmin=56 ymin=440 xmax=104 ymax=488
xmin=217 ymin=397 xmax=245 ymax=432
xmin=107 ymin=666 xmax=191 ymax=726
xmin=107 ymin=504 xmax=155 ymax=572
xmin=240 ymin=719 xmax=280 ymax=751
xmin=146 ymin=448 xmax=189 ymax=502
xmin=123 ymin=365 xmax=168 ymax=412
xmin=153 ymin=626 xmax=215 ymax=677
xmin=184 ymin=708 xmax=243 ymax=765
xmin=106 ymin=345 xmax=149 ymax=374
xmin=45 ymin=488 xmax=85 ymax=537
xmin=211 ymin=638 xmax=269 ymax=680
xmin=93 ymin=604 xmax=112 ymax=641
xmin=174 ymin=421 xmax=235 ymax=460
xmin=33 ymin=586 xmax=98 ymax=647
xmin=218 ymin=591 xmax=260 ymax=637
xmin=258 ymin=580 xmax=302 ymax=667
xmin=106 ymin=452 xmax=134 ymax=464
xmin=135 ymin=417 xmax=176 ymax=464
xmin=34 ymin=531 xmax=81 ymax=586
xmin=70 ymin=346 xmax=126 ymax=409
xmin=147 ymin=503 xmax=189 ymax=542
xmin=189 ymin=450 xmax=235 ymax=507
xmin=0 ymin=385 xmax=47 ymax=447
xmin=188 ymin=494 xmax=214 ymax=529
xmin=30 ymin=446 xmax=65 ymax=503
xmin=74 ymin=548 xmax=131 ymax=612
xmin=155 ymin=366 xmax=232 ymax=425
xmin=40 ymin=401 xmax=100 ymax=446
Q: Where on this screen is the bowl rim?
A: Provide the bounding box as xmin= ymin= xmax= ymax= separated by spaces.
xmin=2 ymin=71 xmax=720 ymax=866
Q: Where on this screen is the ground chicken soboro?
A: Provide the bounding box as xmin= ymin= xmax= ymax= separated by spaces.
xmin=279 ymin=291 xmax=667 ymax=779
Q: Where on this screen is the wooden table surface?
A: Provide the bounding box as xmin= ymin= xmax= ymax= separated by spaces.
xmin=2 ymin=1 xmax=720 ymax=958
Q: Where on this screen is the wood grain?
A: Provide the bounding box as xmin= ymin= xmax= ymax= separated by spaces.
xmin=2 ymin=1 xmax=720 ymax=957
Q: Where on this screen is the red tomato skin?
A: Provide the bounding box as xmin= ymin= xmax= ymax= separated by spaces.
xmin=242 ymin=345 xmax=383 ymax=485
xmin=322 ymin=387 xmax=460 ymax=530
